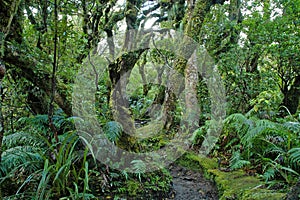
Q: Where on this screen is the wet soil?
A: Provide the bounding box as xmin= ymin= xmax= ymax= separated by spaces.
xmin=167 ymin=163 xmax=219 ymax=200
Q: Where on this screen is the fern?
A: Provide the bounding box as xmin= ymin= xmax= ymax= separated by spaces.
xmin=17 ymin=111 xmax=75 ymax=136
xmin=229 ymin=151 xmax=250 ymax=170
xmin=223 ymin=113 xmax=300 ymax=184
xmin=131 ymin=160 xmax=146 ymax=182
xmin=223 ymin=113 xmax=251 ymax=136
xmin=104 ymin=121 xmax=123 ymax=142
xmin=263 ymin=167 xmax=276 ymax=182
xmin=283 ymin=122 xmax=300 ymax=134
xmin=18 ymin=114 xmax=49 ymax=134
xmin=241 ymin=120 xmax=276 ymax=146
xmin=241 ymin=120 xmax=290 ymax=151
xmin=3 ymin=131 xmax=46 ymax=149
xmin=0 ymin=113 xmax=94 ymax=199
xmin=262 ymin=141 xmax=285 ymax=156
xmin=0 ymin=146 xmax=44 ymax=176
xmin=288 ymin=148 xmax=300 ymax=168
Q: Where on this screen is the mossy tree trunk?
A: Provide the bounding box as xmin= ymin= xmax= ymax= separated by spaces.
xmin=108 ymin=49 xmax=148 ymax=150
xmin=0 ymin=0 xmax=73 ymax=116
xmin=162 ymin=0 xmax=226 ymax=131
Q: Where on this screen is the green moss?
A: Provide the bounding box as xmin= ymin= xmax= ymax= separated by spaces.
xmin=175 ymin=152 xmax=202 ymax=170
xmin=189 ymin=154 xmax=219 ymax=171
xmin=135 ymin=121 xmax=164 ymax=140
xmin=176 ymin=152 xmax=218 ymax=179
xmin=126 ymin=180 xmax=141 ymax=196
xmin=208 ymin=169 xmax=261 ymax=199
xmin=176 ymin=151 xmax=287 ymax=200
xmin=242 ymin=189 xmax=286 ymax=200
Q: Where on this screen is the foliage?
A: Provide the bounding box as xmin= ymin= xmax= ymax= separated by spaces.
xmin=220 ymin=113 xmax=300 ymax=186
xmin=0 ymin=112 xmax=96 ymax=199
xmin=1 ymin=0 xmax=300 ymax=198
xmin=103 ymin=121 xmax=123 ymax=143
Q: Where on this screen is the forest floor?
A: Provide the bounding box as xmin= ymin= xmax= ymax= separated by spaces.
xmin=167 ymin=163 xmax=218 ymax=200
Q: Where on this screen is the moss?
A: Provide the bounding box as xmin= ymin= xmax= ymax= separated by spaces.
xmin=126 ymin=180 xmax=141 ymax=196
xmin=176 ymin=152 xmax=218 ymax=179
xmin=208 ymin=169 xmax=261 ymax=199
xmin=242 ymin=189 xmax=286 ymax=200
xmin=175 ymin=152 xmax=201 ymax=170
xmin=135 ymin=121 xmax=164 ymax=140
xmin=176 ymin=151 xmax=287 ymax=200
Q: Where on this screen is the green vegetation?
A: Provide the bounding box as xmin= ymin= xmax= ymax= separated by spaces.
xmin=178 ymin=152 xmax=286 ymax=200
xmin=0 ymin=0 xmax=300 ymax=199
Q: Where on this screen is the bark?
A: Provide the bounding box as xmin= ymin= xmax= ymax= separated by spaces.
xmin=184 ymin=52 xmax=199 ymax=132
xmin=3 ymin=51 xmax=72 ymax=116
xmin=138 ymin=54 xmax=148 ymax=95
xmin=163 ymin=0 xmax=226 ymax=131
xmin=0 ymin=0 xmax=23 ymax=45
xmin=48 ymin=0 xmax=59 ymax=144
xmin=0 ymin=0 xmax=72 ymax=116
xmin=108 ymin=49 xmax=148 ymax=150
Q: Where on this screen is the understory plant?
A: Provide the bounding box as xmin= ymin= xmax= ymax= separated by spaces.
xmin=221 ymin=113 xmax=300 ymax=187
xmin=0 ymin=111 xmax=95 ymax=199
xmin=0 ymin=111 xmax=173 ymax=199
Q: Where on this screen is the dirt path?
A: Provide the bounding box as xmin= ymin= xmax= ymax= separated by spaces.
xmin=167 ymin=164 xmax=219 ymax=200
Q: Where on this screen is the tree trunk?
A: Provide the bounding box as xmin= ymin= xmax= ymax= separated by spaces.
xmin=281 ymin=75 xmax=300 ymax=115
xmin=184 ymin=52 xmax=199 ymax=131
xmin=108 ymin=49 xmax=147 ymax=150
xmin=162 ymin=0 xmax=227 ymax=131
xmin=1 ymin=0 xmax=72 ymax=116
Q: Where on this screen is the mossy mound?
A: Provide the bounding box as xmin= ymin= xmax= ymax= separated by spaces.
xmin=177 ymin=151 xmax=286 ymax=200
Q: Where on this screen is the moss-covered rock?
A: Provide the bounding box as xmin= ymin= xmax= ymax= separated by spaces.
xmin=177 ymin=151 xmax=287 ymax=200
xmin=176 ymin=151 xmax=218 ymax=179
xmin=242 ymin=189 xmax=286 ymax=200
xmin=208 ymin=169 xmax=260 ymax=199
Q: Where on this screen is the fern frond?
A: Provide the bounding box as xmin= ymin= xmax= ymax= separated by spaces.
xmin=263 ymin=167 xmax=276 ymax=182
xmin=0 ymin=146 xmax=44 ymax=175
xmin=241 ymin=120 xmax=289 ymax=147
xmin=283 ymin=122 xmax=300 ymax=134
xmin=104 ymin=121 xmax=123 ymax=142
xmin=131 ymin=160 xmax=146 ymax=182
xmin=223 ymin=113 xmax=250 ymax=135
xmin=3 ymin=131 xmax=46 ymax=149
xmin=288 ymin=148 xmax=300 ymax=166
xmin=262 ymin=141 xmax=285 ymax=156
xmin=229 ymin=151 xmax=250 ymax=170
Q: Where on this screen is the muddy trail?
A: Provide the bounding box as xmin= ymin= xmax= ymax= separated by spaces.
xmin=167 ymin=163 xmax=219 ymax=200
